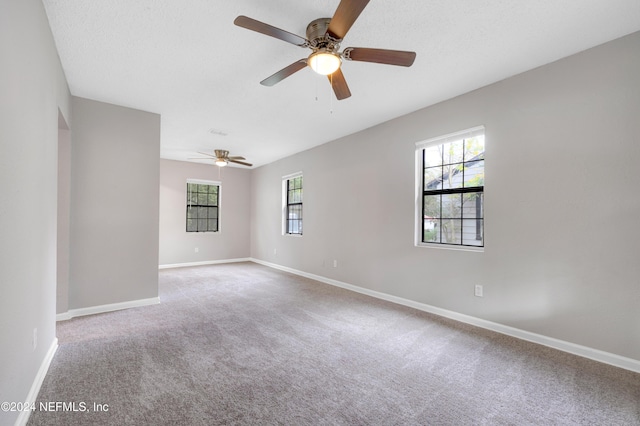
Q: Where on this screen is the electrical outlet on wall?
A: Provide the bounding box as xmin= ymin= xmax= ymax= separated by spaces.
xmin=474 ymin=285 xmax=483 ymax=297
xmin=195 ymin=247 xmax=199 ymax=253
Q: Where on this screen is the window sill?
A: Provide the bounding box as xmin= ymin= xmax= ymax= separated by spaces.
xmin=415 ymin=242 xmax=483 ymax=252
xmin=186 ymin=231 xmax=221 ymax=234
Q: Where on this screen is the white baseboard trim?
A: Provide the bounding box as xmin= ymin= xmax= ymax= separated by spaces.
xmin=56 ymin=297 xmax=160 ymax=322
xmin=250 ymin=258 xmax=640 ymax=374
xmin=15 ymin=338 xmax=58 ymax=426
xmin=159 ymin=257 xmax=251 ymax=270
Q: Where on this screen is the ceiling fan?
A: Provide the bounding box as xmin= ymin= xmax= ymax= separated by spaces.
xmin=191 ymin=150 xmax=252 ymax=167
xmin=234 ymin=0 xmax=416 ymax=100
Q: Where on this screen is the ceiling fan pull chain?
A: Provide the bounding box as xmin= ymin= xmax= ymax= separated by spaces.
xmin=329 ymin=73 xmax=334 ymax=114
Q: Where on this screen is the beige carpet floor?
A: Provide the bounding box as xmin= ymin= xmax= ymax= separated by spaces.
xmin=28 ymin=262 xmax=640 ymax=425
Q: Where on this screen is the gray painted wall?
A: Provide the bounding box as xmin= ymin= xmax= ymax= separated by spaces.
xmin=159 ymin=159 xmax=251 ymax=265
xmin=0 ymin=0 xmax=71 ymax=423
xmin=69 ymin=97 xmax=160 ymax=309
xmin=57 ymin=123 xmax=71 ymax=314
xmin=250 ymin=32 xmax=640 ymax=362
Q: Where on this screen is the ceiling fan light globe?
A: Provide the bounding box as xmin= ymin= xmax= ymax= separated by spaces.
xmin=308 ymin=51 xmax=341 ymax=75
xmin=215 ymin=159 xmax=228 ymax=167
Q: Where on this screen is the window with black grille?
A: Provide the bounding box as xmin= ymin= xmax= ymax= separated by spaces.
xmin=186 ymin=182 xmax=219 ymax=232
xmin=286 ymin=175 xmax=303 ymax=235
xmin=418 ymin=128 xmax=484 ymax=247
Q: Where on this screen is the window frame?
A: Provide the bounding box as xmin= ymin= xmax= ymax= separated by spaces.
xmin=186 ymin=179 xmax=221 ymax=233
xmin=282 ymin=172 xmax=303 ymax=236
xmin=415 ymin=126 xmax=485 ymax=251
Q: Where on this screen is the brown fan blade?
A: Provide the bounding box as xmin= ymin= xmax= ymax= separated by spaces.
xmin=234 ymin=16 xmax=308 ymax=47
xmin=227 ymin=156 xmax=246 ymax=161
xmin=327 ymin=0 xmax=370 ymax=40
xmin=197 ymin=151 xmax=216 ymax=158
xmin=328 ymin=68 xmax=351 ymax=100
xmin=344 ymin=47 xmax=416 ymax=67
xmin=261 ymin=59 xmax=308 ymax=86
xmin=228 ymin=159 xmax=253 ymax=167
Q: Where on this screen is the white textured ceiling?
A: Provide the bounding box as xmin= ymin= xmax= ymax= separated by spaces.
xmin=42 ymin=0 xmax=640 ymax=168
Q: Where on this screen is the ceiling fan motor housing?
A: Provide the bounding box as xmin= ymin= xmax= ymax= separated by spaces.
xmin=306 ymin=18 xmax=340 ymax=51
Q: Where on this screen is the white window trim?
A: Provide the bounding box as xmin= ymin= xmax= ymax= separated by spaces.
xmin=414 ymin=126 xmax=485 ymax=252
xmin=187 ymin=179 xmax=222 ymax=233
xmin=282 ymin=171 xmax=303 ymax=236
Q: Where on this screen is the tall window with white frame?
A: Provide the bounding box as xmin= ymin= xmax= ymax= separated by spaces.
xmin=285 ymin=174 xmax=303 ymax=235
xmin=417 ymin=127 xmax=485 ymax=247
xmin=186 ymin=181 xmax=220 ymax=232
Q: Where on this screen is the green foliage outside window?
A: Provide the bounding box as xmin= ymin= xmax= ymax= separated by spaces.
xmin=187 ymin=183 xmax=219 ymax=232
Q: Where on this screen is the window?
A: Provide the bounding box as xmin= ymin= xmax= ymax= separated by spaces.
xmin=416 ymin=127 xmax=485 ymax=248
xmin=283 ymin=173 xmax=303 ymax=235
xmin=186 ymin=180 xmax=220 ymax=232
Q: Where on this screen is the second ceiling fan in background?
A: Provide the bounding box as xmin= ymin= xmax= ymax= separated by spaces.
xmin=234 ymin=0 xmax=417 ymax=100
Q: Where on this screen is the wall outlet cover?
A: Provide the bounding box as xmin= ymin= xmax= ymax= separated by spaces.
xmin=474 ymin=285 xmax=483 ymax=297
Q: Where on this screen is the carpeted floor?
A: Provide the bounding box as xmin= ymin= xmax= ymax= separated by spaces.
xmin=28 ymin=262 xmax=640 ymax=425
